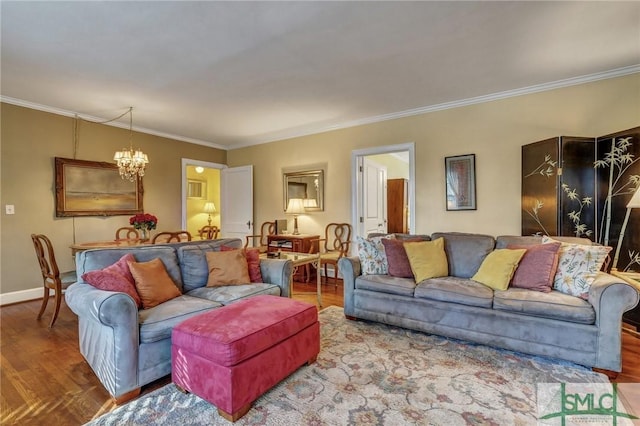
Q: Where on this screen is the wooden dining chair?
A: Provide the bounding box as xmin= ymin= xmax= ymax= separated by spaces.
xmin=198 ymin=225 xmax=220 ymax=240
xmin=311 ymin=223 xmax=352 ymax=287
xmin=115 ymin=227 xmax=140 ymax=241
xmin=31 ymin=234 xmax=77 ymax=328
xmin=244 ymin=221 xmax=276 ymax=253
xmin=151 ymin=231 xmax=192 ymax=244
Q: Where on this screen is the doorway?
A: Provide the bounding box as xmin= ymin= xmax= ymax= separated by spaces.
xmin=181 ymin=159 xmax=225 ymax=236
xmin=351 ymin=143 xmax=415 ymax=239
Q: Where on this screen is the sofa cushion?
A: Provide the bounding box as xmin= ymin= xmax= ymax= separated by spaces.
xmin=471 ymin=248 xmax=526 ymax=291
xmin=129 ymin=258 xmax=182 ymax=309
xmin=81 ymin=253 xmax=142 ymax=308
xmin=404 ymin=238 xmax=449 ymax=282
xmin=356 ymin=235 xmax=394 ymax=275
xmin=77 ymin=245 xmax=184 ymax=291
xmin=355 ymin=274 xmax=417 ymax=297
xmin=543 ymin=236 xmax=611 ymax=299
xmin=138 ymin=295 xmax=222 ymax=343
xmin=381 ymin=238 xmax=418 ymax=278
xmin=508 ymin=242 xmax=561 ymax=292
xmin=493 ymin=288 xmax=596 ymax=324
xmin=205 ymin=250 xmax=251 ymax=286
xmin=414 ymin=277 xmax=494 ymax=308
xmin=431 ymin=232 xmax=495 ymax=278
xmin=186 ymin=283 xmax=281 ymax=305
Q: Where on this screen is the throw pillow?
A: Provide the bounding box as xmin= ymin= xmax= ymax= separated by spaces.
xmin=403 ymin=238 xmax=448 ymax=282
xmin=542 ymin=236 xmax=612 ymax=299
xmin=356 ymin=235 xmax=395 ymax=275
xmin=472 ymin=248 xmax=527 ymax=291
xmin=381 ymin=238 xmax=420 ymax=278
xmin=128 ymin=258 xmax=181 ymax=309
xmin=206 ymin=249 xmax=251 ymax=286
xmin=507 ymin=242 xmax=561 ymax=293
xmin=221 ymin=246 xmax=263 ymax=283
xmin=81 ymin=253 xmax=142 ymax=308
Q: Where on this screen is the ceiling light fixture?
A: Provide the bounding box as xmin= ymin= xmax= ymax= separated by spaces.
xmin=113 ymin=107 xmax=148 ymax=182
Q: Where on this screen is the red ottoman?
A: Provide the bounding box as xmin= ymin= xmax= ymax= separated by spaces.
xmin=171 ymin=295 xmax=320 ymax=422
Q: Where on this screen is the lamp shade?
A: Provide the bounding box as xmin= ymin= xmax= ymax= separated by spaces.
xmin=286 ymin=198 xmax=305 ymax=215
xmin=203 ymin=202 xmax=216 ymax=214
xmin=303 ymin=198 xmax=318 ymax=208
xmin=627 ymin=188 xmax=640 ymax=208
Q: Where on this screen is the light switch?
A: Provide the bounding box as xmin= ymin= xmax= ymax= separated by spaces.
xmin=5 ymin=205 xmax=15 ymax=215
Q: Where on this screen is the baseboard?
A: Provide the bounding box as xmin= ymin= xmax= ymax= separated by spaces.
xmin=0 ymin=287 xmax=45 ymax=306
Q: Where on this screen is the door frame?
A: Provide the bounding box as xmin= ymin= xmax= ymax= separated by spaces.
xmin=181 ymin=158 xmax=226 ymax=230
xmin=351 ymin=142 xmax=416 ymax=238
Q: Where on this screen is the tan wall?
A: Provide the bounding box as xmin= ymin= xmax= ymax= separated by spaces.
xmin=367 ymin=154 xmax=410 ymax=180
xmin=0 ymin=103 xmax=226 ymax=296
xmin=227 ymin=74 xmax=640 ymax=240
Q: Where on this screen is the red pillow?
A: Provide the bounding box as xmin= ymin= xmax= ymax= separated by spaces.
xmin=220 ymin=246 xmax=263 ymax=283
xmin=81 ymin=253 xmax=142 ymax=307
xmin=508 ymin=242 xmax=561 ymax=292
xmin=381 ymin=238 xmax=414 ymax=278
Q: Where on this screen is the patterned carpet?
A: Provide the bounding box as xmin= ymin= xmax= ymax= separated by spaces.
xmin=86 ymin=306 xmax=609 ymax=425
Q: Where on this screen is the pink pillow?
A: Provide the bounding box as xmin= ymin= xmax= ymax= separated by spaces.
xmin=220 ymin=246 xmax=263 ymax=283
xmin=82 ymin=253 xmax=142 ymax=307
xmin=381 ymin=238 xmax=415 ymax=278
xmin=508 ymin=242 xmax=561 ymax=292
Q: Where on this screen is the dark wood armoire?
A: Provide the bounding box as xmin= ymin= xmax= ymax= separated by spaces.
xmin=387 ymin=178 xmax=409 ymax=233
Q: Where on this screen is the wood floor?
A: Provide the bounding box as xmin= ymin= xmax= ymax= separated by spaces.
xmin=1 ymin=281 xmax=638 ymax=425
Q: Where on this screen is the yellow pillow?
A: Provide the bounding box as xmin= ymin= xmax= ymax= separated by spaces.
xmin=403 ymin=238 xmax=448 ymax=282
xmin=128 ymin=258 xmax=181 ymax=309
xmin=206 ymin=250 xmax=250 ymax=287
xmin=472 ymin=249 xmax=527 ymax=291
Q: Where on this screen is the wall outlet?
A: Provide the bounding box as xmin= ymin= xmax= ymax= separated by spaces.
xmin=5 ymin=205 xmax=15 ymax=215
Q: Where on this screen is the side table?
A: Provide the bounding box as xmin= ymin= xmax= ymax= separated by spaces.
xmin=261 ymin=251 xmax=322 ymax=307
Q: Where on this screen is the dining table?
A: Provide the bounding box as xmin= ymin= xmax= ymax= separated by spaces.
xmin=69 ymin=239 xmax=149 ymax=256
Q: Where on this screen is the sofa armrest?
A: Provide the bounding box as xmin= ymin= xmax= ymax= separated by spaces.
xmin=64 ymin=282 xmax=140 ymax=398
xmin=338 ymin=256 xmax=361 ymax=316
xmin=259 ymin=258 xmax=293 ymax=298
xmin=588 ymin=272 xmax=640 ymax=371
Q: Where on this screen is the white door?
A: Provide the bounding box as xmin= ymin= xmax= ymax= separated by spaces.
xmin=363 ymin=158 xmax=387 ymax=236
xmin=220 ymin=165 xmax=253 ymax=241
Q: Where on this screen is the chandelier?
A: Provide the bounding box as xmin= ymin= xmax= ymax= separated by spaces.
xmin=113 ymin=107 xmax=148 ymax=181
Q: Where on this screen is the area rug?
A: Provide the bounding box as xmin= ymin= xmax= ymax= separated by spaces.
xmin=86 ymin=306 xmax=609 ymax=425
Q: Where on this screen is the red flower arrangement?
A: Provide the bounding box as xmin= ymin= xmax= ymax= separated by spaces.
xmin=129 ymin=213 xmax=158 ymax=231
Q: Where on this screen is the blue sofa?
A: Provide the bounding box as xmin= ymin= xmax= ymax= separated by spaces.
xmin=65 ymin=238 xmax=292 ymax=402
xmin=339 ymin=232 xmax=640 ymax=372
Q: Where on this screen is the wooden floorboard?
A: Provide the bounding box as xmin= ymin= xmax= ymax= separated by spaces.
xmin=1 ymin=280 xmax=638 ymax=425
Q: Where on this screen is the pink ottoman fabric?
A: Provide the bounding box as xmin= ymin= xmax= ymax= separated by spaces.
xmin=172 ymin=295 xmax=320 ymax=421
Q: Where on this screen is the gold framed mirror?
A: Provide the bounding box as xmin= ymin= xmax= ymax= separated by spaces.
xmin=283 ymin=169 xmax=324 ymax=212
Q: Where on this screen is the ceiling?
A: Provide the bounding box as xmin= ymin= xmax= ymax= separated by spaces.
xmin=2 ymin=2 xmax=639 ymax=150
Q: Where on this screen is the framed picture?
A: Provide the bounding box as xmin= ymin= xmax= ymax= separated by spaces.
xmin=55 ymin=157 xmax=144 ymax=217
xmin=445 ymin=154 xmax=476 ymax=211
xmin=187 ymin=179 xmax=206 ymax=199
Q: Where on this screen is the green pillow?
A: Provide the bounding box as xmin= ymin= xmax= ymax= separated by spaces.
xmin=404 ymin=238 xmax=448 ymax=282
xmin=472 ymin=249 xmax=527 ymax=291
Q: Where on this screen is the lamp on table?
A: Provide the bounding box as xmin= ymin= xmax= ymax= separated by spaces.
xmin=203 ymin=202 xmax=216 ymax=226
xmin=612 ymin=187 xmax=640 ymax=271
xmin=286 ymin=198 xmax=305 ymax=235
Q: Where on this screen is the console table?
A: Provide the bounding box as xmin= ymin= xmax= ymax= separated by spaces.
xmin=267 ymin=234 xmax=319 ymax=282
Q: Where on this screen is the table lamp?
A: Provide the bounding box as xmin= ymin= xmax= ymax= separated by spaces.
xmin=203 ymin=202 xmax=216 ymax=226
xmin=303 ymin=198 xmax=318 ymax=209
xmin=286 ymin=198 xmax=305 ymax=235
xmin=612 ymin=187 xmax=640 ymax=271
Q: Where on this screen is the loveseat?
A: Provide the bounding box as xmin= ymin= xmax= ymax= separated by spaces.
xmin=339 ymin=232 xmax=640 ymax=372
xmin=65 ymin=238 xmax=292 ymax=402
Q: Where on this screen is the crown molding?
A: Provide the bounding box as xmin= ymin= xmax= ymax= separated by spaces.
xmin=3 ymin=64 xmax=639 ymax=151
xmin=0 ymin=96 xmax=227 ymax=150
xmin=232 ymin=64 xmax=640 ymax=149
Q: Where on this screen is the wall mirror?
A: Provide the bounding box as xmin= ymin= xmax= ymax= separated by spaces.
xmin=283 ymin=169 xmax=324 ymax=211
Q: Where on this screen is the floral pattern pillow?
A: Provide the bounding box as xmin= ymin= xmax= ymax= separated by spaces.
xmin=542 ymin=236 xmax=611 ymax=299
xmin=357 ymin=235 xmax=395 ymax=275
